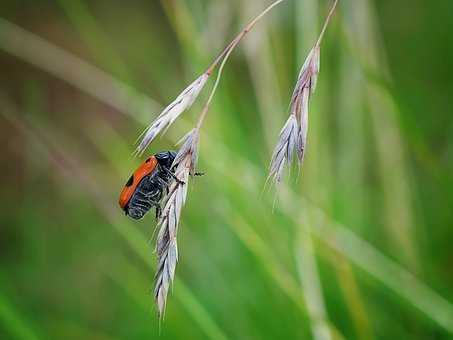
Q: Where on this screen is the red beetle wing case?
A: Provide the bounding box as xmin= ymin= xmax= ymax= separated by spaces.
xmin=119 ymin=156 xmax=158 ymax=209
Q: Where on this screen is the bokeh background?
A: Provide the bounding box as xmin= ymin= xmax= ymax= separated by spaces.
xmin=1 ymin=0 xmax=453 ymax=339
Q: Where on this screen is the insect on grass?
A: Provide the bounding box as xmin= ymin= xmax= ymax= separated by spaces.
xmin=120 ymin=0 xmax=339 ymax=317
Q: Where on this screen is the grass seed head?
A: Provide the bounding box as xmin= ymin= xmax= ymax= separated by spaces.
xmin=136 ymin=74 xmax=208 ymax=155
xmin=269 ymin=114 xmax=298 ymax=184
xmin=154 ymin=129 xmax=200 ymax=317
xmin=269 ymin=42 xmax=322 ymax=184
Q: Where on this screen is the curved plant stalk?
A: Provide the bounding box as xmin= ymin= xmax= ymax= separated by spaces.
xmin=269 ymin=0 xmax=338 ymax=185
xmin=136 ymin=0 xmax=286 ymax=156
xmin=150 ymin=0 xmax=286 ymax=317
xmin=152 ymin=0 xmax=338 ymax=317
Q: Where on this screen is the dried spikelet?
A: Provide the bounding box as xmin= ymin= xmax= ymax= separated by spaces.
xmin=291 ymin=46 xmax=319 ymax=163
xmin=269 ymin=114 xmax=298 ymax=184
xmin=139 ymin=0 xmax=325 ymax=316
xmin=296 ymin=87 xmax=310 ymax=163
xmin=268 ymin=48 xmax=320 ymax=185
xmin=136 ymin=74 xmax=208 ymax=155
xmin=269 ymin=48 xmax=319 ymax=184
xmin=150 ymin=0 xmax=291 ymax=315
xmin=154 ymin=129 xmax=199 ymax=317
xmin=172 ymin=129 xmax=199 ymax=175
xmin=269 ymin=0 xmax=337 ymax=185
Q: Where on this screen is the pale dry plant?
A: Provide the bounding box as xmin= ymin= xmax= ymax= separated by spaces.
xmin=269 ymin=0 xmax=338 ymax=184
xmin=154 ymin=130 xmax=198 ymax=315
xmin=135 ymin=0 xmax=285 ymax=156
xmin=135 ymin=75 xmax=208 ymax=155
xmin=146 ymin=0 xmax=286 ymax=317
xmin=144 ymin=0 xmax=337 ymax=318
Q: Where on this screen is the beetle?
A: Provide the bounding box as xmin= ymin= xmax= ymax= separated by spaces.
xmin=119 ymin=151 xmax=177 ymax=220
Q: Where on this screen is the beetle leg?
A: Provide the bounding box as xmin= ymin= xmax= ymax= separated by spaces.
xmin=155 ymin=205 xmax=162 ymax=220
xmin=163 ymin=167 xmax=185 ymax=185
xmin=194 ymin=171 xmax=205 ymax=177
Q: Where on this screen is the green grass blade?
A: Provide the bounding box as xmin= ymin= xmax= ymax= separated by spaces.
xmin=0 ymin=291 xmax=42 ymax=340
xmin=56 ymin=0 xmax=133 ymax=83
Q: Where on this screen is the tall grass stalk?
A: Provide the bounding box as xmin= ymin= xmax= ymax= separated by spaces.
xmin=228 ymin=215 xmax=344 ymax=338
xmin=326 ymin=250 xmax=374 ymax=340
xmin=268 ymin=0 xmax=338 ymax=185
xmin=201 ymin=140 xmax=453 ymax=333
xmin=292 ymin=2 xmax=334 ymax=340
xmin=342 ymin=0 xmax=418 ymax=271
xmin=281 ymin=190 xmax=453 ymax=333
xmin=330 ymin=8 xmax=373 ymax=340
xmin=296 ymin=230 xmax=332 ymax=340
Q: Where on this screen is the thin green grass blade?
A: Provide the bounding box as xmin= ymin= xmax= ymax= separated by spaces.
xmin=342 ymin=0 xmax=419 ymax=271
xmin=202 ymin=140 xmax=453 ymax=334
xmin=0 ymin=291 xmax=42 ymax=340
xmin=296 ymin=230 xmax=333 ymax=340
xmin=0 ymin=18 xmax=160 ymax=121
xmin=56 ymin=0 xmax=133 ymax=83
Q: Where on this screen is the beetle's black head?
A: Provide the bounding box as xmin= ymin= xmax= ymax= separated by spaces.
xmin=155 ymin=150 xmax=177 ymax=169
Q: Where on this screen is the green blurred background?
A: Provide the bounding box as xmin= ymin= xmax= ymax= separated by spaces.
xmin=1 ymin=0 xmax=453 ymax=339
